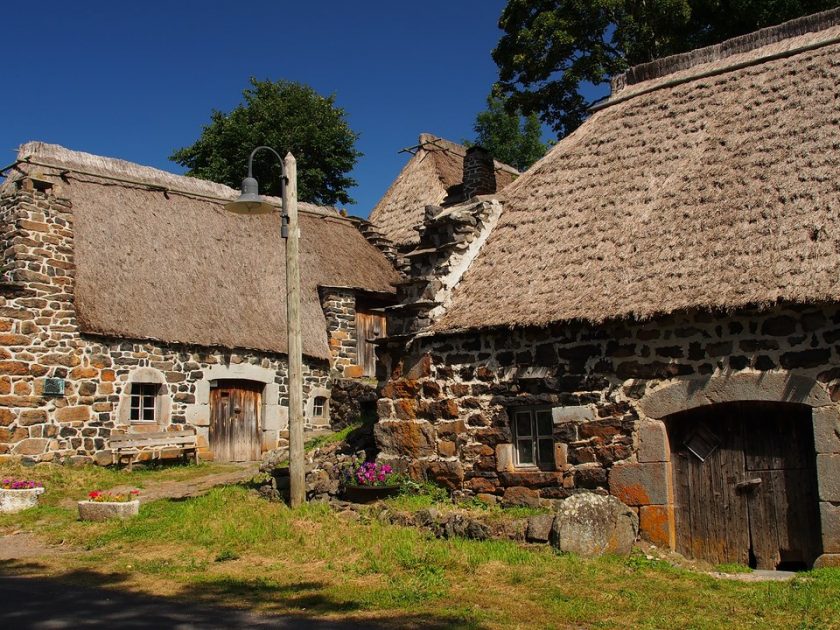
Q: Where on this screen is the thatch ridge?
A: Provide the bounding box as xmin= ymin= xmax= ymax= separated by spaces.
xmin=12 ymin=141 xmax=343 ymax=218
xmin=609 ymin=8 xmax=840 ymax=100
xmin=368 ymin=134 xmax=519 ymax=248
xmin=7 ymin=143 xmax=399 ymax=360
xmin=436 ymin=21 xmax=840 ymax=333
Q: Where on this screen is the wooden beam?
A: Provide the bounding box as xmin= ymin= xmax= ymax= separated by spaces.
xmin=284 ymin=152 xmax=306 ymax=508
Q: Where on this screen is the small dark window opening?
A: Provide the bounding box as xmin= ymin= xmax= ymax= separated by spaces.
xmin=512 ymin=407 xmax=554 ymax=469
xmin=313 ymin=396 xmax=327 ymax=418
xmin=130 ymin=383 xmax=160 ymax=422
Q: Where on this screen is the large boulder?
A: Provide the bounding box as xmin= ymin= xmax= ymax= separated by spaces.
xmin=550 ymin=493 xmax=638 ymax=557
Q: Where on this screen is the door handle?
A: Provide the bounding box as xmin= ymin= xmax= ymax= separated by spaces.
xmin=735 ymin=478 xmax=762 ymax=491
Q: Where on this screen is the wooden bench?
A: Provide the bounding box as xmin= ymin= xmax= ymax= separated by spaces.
xmin=109 ymin=429 xmax=199 ymax=470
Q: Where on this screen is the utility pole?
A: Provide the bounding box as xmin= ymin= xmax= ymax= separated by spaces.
xmin=283 ymin=152 xmax=305 ymax=508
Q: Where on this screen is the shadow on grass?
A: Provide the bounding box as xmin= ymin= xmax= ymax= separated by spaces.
xmin=0 ymin=559 xmax=482 ymax=629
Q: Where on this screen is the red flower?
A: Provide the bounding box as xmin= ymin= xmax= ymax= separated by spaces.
xmin=88 ymin=491 xmax=100 ymax=499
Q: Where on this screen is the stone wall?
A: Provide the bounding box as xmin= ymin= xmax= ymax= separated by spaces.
xmin=374 ymin=303 xmax=840 ymax=561
xmin=329 ymin=378 xmax=379 ymax=429
xmin=0 ymin=178 xmax=330 ymax=463
xmin=320 ymin=287 xmax=363 ymax=379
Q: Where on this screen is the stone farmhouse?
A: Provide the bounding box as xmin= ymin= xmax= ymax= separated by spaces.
xmin=372 ymin=9 xmax=840 ymax=570
xmin=0 ymin=142 xmax=399 ymax=464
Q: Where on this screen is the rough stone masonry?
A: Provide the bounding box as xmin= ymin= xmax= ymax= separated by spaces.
xmin=374 ymin=302 xmax=840 ymax=563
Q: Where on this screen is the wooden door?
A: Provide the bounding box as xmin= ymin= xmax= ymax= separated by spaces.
xmin=741 ymin=408 xmax=821 ymax=569
xmin=356 ymin=310 xmax=386 ymax=377
xmin=209 ymin=380 xmax=262 ymax=462
xmin=669 ymin=402 xmax=820 ymax=569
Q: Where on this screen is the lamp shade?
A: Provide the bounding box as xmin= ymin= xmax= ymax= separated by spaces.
xmin=224 ymin=176 xmax=276 ymax=215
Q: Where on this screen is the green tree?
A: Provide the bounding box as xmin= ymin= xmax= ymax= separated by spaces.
xmin=471 ymin=95 xmax=548 ymax=171
xmin=171 ymin=78 xmax=361 ymax=206
xmin=493 ymin=0 xmax=840 ymax=138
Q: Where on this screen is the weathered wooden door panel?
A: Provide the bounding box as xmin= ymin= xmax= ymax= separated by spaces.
xmin=210 ymin=380 xmax=262 ymax=462
xmin=741 ymin=406 xmax=819 ymax=569
xmin=671 ymin=413 xmax=749 ymax=565
xmin=669 ymin=402 xmax=820 ymax=569
xmin=356 ymin=310 xmax=386 ymax=377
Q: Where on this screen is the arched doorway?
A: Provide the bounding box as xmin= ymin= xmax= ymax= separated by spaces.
xmin=667 ymin=401 xmax=821 ymax=569
xmin=209 ymin=380 xmax=263 ymax=462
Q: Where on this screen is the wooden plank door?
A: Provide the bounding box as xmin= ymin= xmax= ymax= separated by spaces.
xmin=669 ymin=402 xmax=821 ymax=569
xmin=670 ymin=408 xmax=750 ymax=566
xmin=209 ymin=380 xmax=262 ymax=462
xmin=356 ymin=310 xmax=386 ymax=377
xmin=741 ymin=404 xmax=820 ymax=569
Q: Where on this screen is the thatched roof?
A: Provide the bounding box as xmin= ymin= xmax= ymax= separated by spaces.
xmin=369 ymin=134 xmax=519 ymax=248
xmin=6 ymin=142 xmax=399 ymax=360
xmin=436 ymin=9 xmax=840 ymax=333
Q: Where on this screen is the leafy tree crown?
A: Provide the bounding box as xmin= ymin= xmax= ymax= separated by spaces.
xmin=469 ymin=95 xmax=548 ymax=171
xmin=171 ymin=78 xmax=361 ymax=206
xmin=494 ymin=0 xmax=840 ymax=138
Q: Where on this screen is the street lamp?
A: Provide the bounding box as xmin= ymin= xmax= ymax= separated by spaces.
xmin=225 ymin=146 xmax=305 ymax=508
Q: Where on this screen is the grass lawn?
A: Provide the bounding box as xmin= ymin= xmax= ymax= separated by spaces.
xmin=1 ymin=464 xmax=838 ymax=629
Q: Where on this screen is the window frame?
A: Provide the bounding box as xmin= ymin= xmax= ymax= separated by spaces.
xmin=312 ymin=396 xmax=327 ymax=419
xmin=129 ymin=382 xmax=160 ymax=424
xmin=511 ymin=406 xmax=555 ymax=470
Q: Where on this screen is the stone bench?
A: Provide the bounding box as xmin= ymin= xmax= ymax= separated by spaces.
xmin=109 ymin=429 xmax=199 ymax=470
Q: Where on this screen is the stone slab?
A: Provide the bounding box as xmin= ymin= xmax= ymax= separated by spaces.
xmin=813 ymin=554 xmax=840 ymax=569
xmin=374 ymin=420 xmax=436 ymax=458
xmin=495 ymin=443 xmax=514 ymax=472
xmin=609 ymin=462 xmax=671 ymax=506
xmin=819 ymin=501 xmax=840 ymax=553
xmin=526 ymin=514 xmax=555 ymax=543
xmin=184 ymin=404 xmax=210 ymax=427
xmin=261 ymin=429 xmax=279 ymax=452
xmin=817 ymin=454 xmax=840 ymax=502
xmin=637 ymin=420 xmax=670 ymax=463
xmin=813 ymin=406 xmax=840 ymax=454
xmin=639 ymin=504 xmax=675 ymax=549
xmin=552 ymin=405 xmax=596 ymax=424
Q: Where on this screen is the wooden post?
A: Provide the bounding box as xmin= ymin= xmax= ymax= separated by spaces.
xmin=284 ymin=153 xmax=305 ymax=508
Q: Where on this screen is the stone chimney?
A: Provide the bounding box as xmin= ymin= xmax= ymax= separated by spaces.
xmin=462 ymin=146 xmax=496 ymax=199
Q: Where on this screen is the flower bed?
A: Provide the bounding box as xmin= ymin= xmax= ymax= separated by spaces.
xmin=0 ymin=479 xmax=45 ymax=513
xmin=78 ymin=489 xmax=140 ymax=521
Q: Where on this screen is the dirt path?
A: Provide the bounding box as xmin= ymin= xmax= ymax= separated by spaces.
xmin=109 ymin=462 xmax=261 ymax=504
xmin=0 ymin=532 xmax=60 ymax=560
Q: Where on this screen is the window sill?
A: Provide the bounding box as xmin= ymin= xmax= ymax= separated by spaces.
xmin=511 ymin=464 xmax=559 ymax=473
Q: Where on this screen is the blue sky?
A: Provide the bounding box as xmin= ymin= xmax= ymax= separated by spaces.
xmin=1 ymin=1 xmax=601 ymax=217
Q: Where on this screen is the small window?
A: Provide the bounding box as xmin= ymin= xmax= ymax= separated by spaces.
xmin=312 ymin=396 xmax=327 ymax=418
xmin=512 ymin=407 xmax=554 ymax=469
xmin=130 ymin=383 xmax=160 ymax=423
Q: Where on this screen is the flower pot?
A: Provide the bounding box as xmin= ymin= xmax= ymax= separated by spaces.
xmin=0 ymin=487 xmax=45 ymax=513
xmin=342 ymin=485 xmax=400 ymax=504
xmin=77 ymin=499 xmax=140 ymax=521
